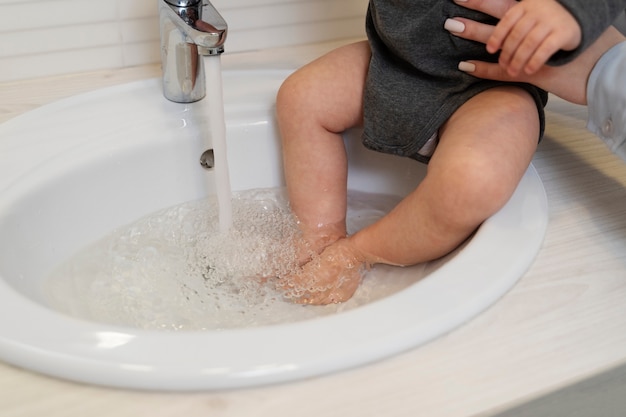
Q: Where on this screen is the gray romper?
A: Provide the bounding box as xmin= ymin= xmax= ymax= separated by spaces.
xmin=362 ymin=0 xmax=548 ymax=163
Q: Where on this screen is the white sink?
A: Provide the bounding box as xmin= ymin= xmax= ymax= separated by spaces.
xmin=0 ymin=69 xmax=547 ymax=390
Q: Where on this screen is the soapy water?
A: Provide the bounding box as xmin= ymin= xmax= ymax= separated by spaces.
xmin=44 ymin=188 xmax=427 ymax=330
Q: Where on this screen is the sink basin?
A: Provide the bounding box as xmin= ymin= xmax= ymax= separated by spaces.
xmin=0 ymin=69 xmax=548 ymax=390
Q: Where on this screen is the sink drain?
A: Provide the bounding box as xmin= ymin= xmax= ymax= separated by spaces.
xmin=200 ymin=149 xmax=215 ymax=169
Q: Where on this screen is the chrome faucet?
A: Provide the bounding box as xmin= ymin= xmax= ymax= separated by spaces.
xmin=159 ymin=0 xmax=228 ymax=103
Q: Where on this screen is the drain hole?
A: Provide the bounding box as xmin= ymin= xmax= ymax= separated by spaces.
xmin=200 ymin=149 xmax=215 ymax=169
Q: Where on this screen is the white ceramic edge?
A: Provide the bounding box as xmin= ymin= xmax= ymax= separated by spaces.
xmin=0 ymin=75 xmax=548 ymax=391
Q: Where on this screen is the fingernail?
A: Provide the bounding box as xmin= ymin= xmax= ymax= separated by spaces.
xmin=454 ymin=0 xmax=469 ymax=3
xmin=458 ymin=61 xmax=476 ymax=72
xmin=444 ymin=18 xmax=465 ymax=34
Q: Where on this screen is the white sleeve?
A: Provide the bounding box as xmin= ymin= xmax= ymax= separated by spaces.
xmin=586 ymin=41 xmax=626 ymax=161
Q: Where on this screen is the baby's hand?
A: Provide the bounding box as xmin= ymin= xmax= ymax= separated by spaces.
xmin=486 ymin=0 xmax=582 ymax=76
xmin=280 ymin=238 xmax=367 ymax=305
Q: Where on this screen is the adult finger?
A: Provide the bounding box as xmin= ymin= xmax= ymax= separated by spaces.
xmin=444 ymin=17 xmax=494 ymax=45
xmin=458 ymin=28 xmax=624 ymax=105
xmin=444 ymin=0 xmax=520 ymax=47
xmin=458 ymin=60 xmax=523 ymax=83
xmin=458 ymin=58 xmax=581 ymax=104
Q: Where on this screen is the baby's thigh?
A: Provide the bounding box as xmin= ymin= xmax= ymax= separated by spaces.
xmin=436 ymin=86 xmax=540 ymax=170
xmin=428 ymin=86 xmax=540 ymax=215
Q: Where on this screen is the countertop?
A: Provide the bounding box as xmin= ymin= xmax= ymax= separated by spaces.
xmin=0 ymin=40 xmax=625 ymax=417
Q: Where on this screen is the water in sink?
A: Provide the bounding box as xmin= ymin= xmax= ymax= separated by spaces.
xmin=44 ymin=188 xmax=424 ymax=330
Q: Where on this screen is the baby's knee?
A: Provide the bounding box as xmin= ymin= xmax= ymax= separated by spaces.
xmin=431 ymin=160 xmax=516 ymax=230
xmin=276 ymin=70 xmax=313 ymax=118
xmin=276 ymin=73 xmax=295 ymax=108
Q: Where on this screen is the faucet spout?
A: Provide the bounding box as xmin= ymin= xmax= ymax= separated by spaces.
xmin=159 ymin=0 xmax=228 ymax=102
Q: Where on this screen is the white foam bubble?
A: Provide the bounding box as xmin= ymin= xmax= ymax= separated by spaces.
xmin=44 ymin=188 xmax=427 ymax=330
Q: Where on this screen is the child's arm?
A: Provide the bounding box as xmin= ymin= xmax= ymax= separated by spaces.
xmin=486 ymin=0 xmax=582 ymax=76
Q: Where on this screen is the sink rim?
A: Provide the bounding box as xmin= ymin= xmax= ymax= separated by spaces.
xmin=0 ymin=71 xmax=548 ymax=391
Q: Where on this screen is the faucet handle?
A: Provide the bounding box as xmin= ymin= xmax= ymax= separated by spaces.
xmin=202 ymin=1 xmax=227 ymax=32
xmin=196 ymin=1 xmax=228 ymax=55
xmin=159 ymin=0 xmax=228 ymax=102
xmin=165 ymin=0 xmax=201 ymax=6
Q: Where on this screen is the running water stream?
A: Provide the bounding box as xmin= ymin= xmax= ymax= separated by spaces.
xmin=204 ymin=56 xmax=232 ymax=232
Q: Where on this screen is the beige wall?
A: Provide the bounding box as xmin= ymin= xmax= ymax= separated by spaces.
xmin=0 ymin=0 xmax=368 ymax=82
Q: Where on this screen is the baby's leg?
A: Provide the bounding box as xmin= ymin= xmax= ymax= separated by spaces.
xmin=352 ymin=85 xmax=540 ymax=265
xmin=290 ymin=86 xmax=540 ymax=304
xmin=276 ymin=41 xmax=371 ymax=260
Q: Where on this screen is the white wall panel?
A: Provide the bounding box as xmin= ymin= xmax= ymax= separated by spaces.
xmin=0 ymin=0 xmax=368 ymax=82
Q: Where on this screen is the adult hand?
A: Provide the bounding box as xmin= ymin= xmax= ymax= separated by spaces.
xmin=445 ymin=0 xmax=625 ymax=105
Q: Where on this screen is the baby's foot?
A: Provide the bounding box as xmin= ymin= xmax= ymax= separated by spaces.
xmin=280 ymin=238 xmax=368 ymax=305
xmin=294 ymin=221 xmax=347 ymax=266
